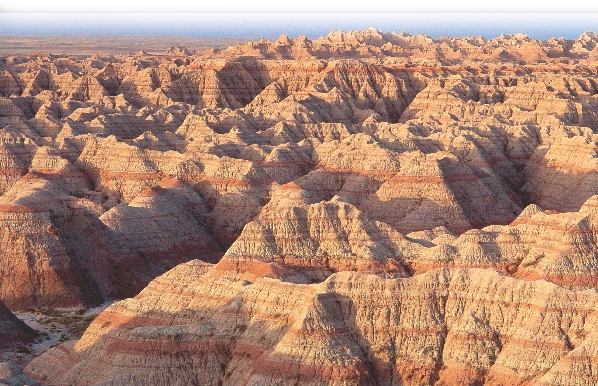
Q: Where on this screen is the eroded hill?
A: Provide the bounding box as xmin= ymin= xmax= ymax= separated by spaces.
xmin=2 ymin=29 xmax=598 ymax=384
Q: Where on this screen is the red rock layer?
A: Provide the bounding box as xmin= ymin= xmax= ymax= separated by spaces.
xmin=219 ymin=183 xmax=409 ymax=282
xmin=5 ymin=30 xmax=598 ymax=383
xmin=24 ymin=264 xmax=598 ymax=386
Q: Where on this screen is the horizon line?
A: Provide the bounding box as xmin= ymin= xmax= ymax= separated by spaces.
xmin=1 ymin=14 xmax=598 ymax=41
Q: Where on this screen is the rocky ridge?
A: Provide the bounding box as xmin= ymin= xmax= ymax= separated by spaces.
xmin=3 ymin=29 xmax=598 ymax=384
xmin=25 ymin=262 xmax=598 ymax=385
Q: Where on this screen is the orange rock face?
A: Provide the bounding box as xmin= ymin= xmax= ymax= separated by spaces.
xmin=23 ymin=263 xmax=598 ymax=386
xmin=4 ymin=29 xmax=598 ymax=384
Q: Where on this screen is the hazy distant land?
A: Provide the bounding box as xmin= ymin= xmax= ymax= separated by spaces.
xmin=0 ymin=35 xmax=256 ymax=56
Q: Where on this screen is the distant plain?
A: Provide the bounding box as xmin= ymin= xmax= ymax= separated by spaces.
xmin=0 ymin=35 xmax=256 ymax=56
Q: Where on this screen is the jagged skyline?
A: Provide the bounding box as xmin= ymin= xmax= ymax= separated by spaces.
xmin=2 ymin=13 xmax=598 ymax=40
xmin=4 ymin=26 xmax=598 ymax=384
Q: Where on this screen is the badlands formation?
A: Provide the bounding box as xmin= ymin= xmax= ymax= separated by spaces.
xmin=1 ymin=28 xmax=598 ymax=384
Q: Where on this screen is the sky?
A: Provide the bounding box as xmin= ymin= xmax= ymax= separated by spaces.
xmin=1 ymin=1 xmax=598 ymax=40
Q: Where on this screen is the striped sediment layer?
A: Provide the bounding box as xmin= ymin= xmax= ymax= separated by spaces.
xmin=24 ymin=263 xmax=598 ymax=385
xmin=6 ymin=29 xmax=598 ymax=384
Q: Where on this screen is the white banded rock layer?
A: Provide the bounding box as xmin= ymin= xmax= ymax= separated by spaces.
xmin=24 ymin=263 xmax=598 ymax=386
xmin=4 ymin=29 xmax=598 ymax=384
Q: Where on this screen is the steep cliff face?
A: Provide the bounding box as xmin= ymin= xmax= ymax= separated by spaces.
xmin=0 ymin=150 xmax=116 ymax=309
xmin=24 ymin=263 xmax=598 ymax=386
xmin=0 ymin=142 xmax=227 ymax=309
xmin=98 ymin=177 xmax=223 ymax=296
xmin=220 ymin=184 xmax=409 ymax=283
xmin=7 ymin=29 xmax=598 ymax=384
xmin=523 ymin=136 xmax=598 ymax=212
xmin=23 ymin=194 xmax=598 ymax=385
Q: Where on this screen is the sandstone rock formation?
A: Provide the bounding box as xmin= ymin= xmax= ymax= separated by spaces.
xmin=219 ymin=184 xmax=409 ymax=283
xmin=24 ymin=262 xmax=598 ymax=386
xmin=6 ymin=29 xmax=598 ymax=384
